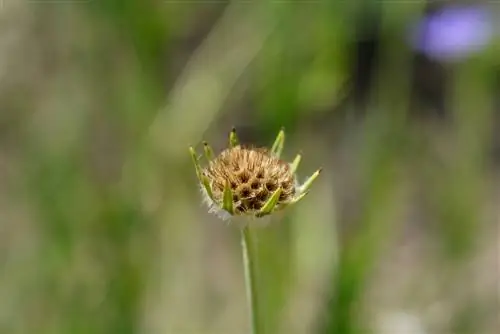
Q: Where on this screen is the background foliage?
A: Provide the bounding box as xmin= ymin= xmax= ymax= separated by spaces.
xmin=0 ymin=1 xmax=498 ymax=334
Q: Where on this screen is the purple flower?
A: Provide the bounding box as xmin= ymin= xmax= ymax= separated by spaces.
xmin=411 ymin=5 xmax=493 ymax=62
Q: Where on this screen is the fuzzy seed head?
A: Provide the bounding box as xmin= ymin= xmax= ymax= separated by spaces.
xmin=190 ymin=127 xmax=321 ymax=221
xmin=202 ymin=146 xmax=297 ymax=215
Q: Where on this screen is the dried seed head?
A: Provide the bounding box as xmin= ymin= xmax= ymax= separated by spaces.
xmin=203 ymin=146 xmax=297 ymax=216
xmin=190 ymin=127 xmax=321 ymax=221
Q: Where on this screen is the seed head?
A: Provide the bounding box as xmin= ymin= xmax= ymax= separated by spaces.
xmin=189 ymin=128 xmax=321 ymax=220
xmin=205 ymin=146 xmax=296 ymax=214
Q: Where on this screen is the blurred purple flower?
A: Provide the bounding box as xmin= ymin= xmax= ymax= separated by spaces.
xmin=411 ymin=5 xmax=493 ymax=62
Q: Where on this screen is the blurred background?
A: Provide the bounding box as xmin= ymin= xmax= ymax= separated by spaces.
xmin=0 ymin=0 xmax=499 ymax=333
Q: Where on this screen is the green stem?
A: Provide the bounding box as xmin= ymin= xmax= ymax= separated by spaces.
xmin=241 ymin=226 xmax=261 ymax=334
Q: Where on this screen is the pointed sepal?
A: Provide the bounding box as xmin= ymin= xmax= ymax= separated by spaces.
xmin=257 ymin=187 xmax=282 ymax=217
xmin=203 ymin=141 xmax=215 ymax=161
xmin=189 ymin=146 xmax=203 ymax=181
xmin=222 ymin=181 xmax=234 ymax=215
xmin=290 ymin=153 xmax=301 ymax=174
xmin=270 ymin=127 xmax=285 ymax=158
xmin=229 ymin=127 xmax=239 ymax=148
xmin=291 ymin=191 xmax=309 ymax=205
xmin=299 ymin=168 xmax=322 ymax=194
xmin=201 ymin=174 xmax=214 ymax=200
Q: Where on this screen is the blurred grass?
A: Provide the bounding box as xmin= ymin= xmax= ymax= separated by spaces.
xmin=0 ymin=1 xmax=498 ymax=334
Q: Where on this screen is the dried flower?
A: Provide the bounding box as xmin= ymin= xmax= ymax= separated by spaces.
xmin=189 ymin=128 xmax=321 ymax=220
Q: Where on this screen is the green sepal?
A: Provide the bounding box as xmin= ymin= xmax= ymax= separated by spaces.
xmin=222 ymin=181 xmax=234 ymax=215
xmin=203 ymin=141 xmax=215 ymax=161
xmin=290 ymin=153 xmax=301 ymax=174
xmin=201 ymin=174 xmax=214 ymax=200
xmin=300 ymin=168 xmax=322 ymax=194
xmin=270 ymin=128 xmax=285 ymax=158
xmin=291 ymin=191 xmax=308 ymax=205
xmin=189 ymin=146 xmax=203 ymax=181
xmin=229 ymin=127 xmax=239 ymax=148
xmin=257 ymin=187 xmax=282 ymax=217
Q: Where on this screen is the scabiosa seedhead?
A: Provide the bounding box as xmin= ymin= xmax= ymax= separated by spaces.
xmin=189 ymin=128 xmax=321 ymax=220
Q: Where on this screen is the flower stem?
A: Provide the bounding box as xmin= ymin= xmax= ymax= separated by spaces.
xmin=240 ymin=226 xmax=261 ymax=334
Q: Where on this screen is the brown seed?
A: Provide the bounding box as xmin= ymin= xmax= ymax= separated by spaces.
xmin=239 ymin=171 xmax=251 ymax=184
xmin=256 ymin=191 xmax=269 ymax=202
xmin=265 ymin=181 xmax=277 ymax=192
xmin=239 ymin=186 xmax=252 ymax=199
xmin=247 ymin=198 xmax=262 ymax=210
xmin=250 ymin=179 xmax=260 ymax=190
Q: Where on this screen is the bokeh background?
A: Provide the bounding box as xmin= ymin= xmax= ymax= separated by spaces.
xmin=0 ymin=0 xmax=499 ymax=333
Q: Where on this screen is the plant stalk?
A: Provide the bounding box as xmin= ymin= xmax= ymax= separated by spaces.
xmin=241 ymin=226 xmax=260 ymax=334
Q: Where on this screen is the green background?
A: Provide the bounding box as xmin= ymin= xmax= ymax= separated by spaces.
xmin=0 ymin=1 xmax=498 ymax=334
